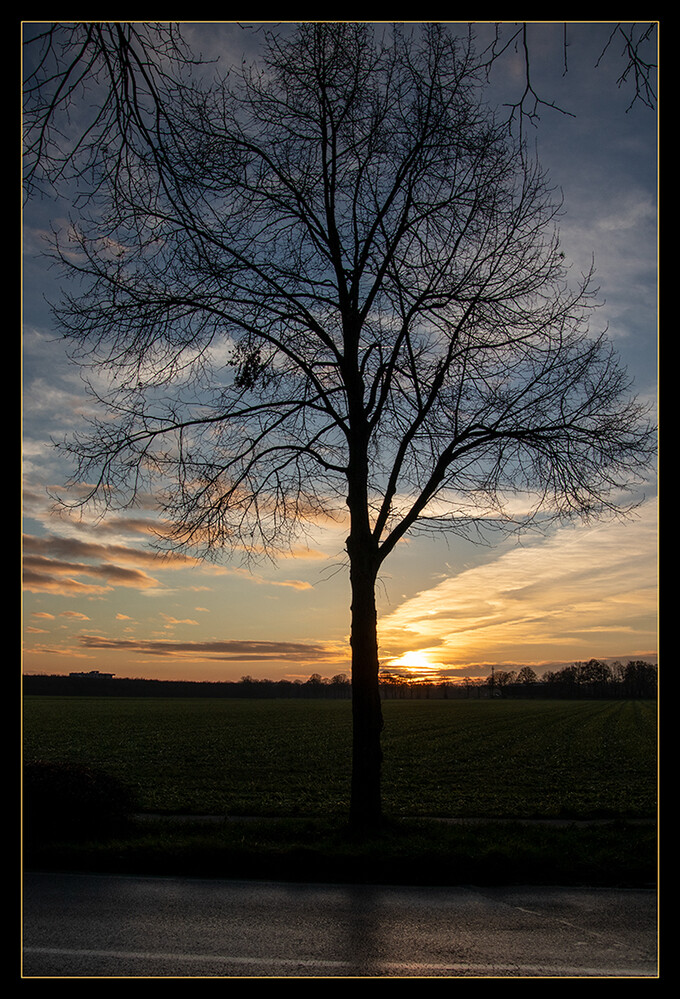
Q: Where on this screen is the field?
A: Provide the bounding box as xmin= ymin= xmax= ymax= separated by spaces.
xmin=22 ymin=696 xmax=658 ymax=885
xmin=23 ymin=696 xmax=657 ymax=820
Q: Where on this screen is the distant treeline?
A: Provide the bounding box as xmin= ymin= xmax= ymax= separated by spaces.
xmin=23 ymin=659 xmax=656 ymax=700
xmin=22 ymin=673 xmax=351 ymax=700
xmin=453 ymin=659 xmax=658 ymax=701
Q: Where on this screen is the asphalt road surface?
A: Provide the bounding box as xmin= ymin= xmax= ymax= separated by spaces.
xmin=22 ymin=872 xmax=658 ymax=978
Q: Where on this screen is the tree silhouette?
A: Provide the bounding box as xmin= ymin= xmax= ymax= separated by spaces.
xmin=516 ymin=666 xmax=538 ymax=685
xmin=24 ymin=23 xmax=655 ymax=828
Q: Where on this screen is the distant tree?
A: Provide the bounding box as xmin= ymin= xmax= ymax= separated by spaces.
xmin=623 ymin=660 xmax=657 ymax=698
xmin=539 ymin=658 xmax=658 ymax=699
xmin=494 ymin=671 xmax=518 ymax=687
xmin=516 ymin=666 xmax=538 ymax=685
xmin=543 ymin=664 xmax=580 ymax=697
xmin=576 ymin=658 xmax=612 ymax=688
xmin=610 ymin=660 xmax=626 ymax=684
xmin=24 ymin=23 xmax=655 ymax=829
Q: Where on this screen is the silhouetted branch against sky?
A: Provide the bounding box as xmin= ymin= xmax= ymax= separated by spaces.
xmin=23 ymin=22 xmax=658 ymax=199
xmin=22 ymin=22 xmax=202 ymax=201
xmin=477 ymin=21 xmax=656 ymax=138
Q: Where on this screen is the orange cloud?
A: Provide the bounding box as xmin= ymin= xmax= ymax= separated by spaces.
xmin=22 ymin=568 xmax=114 ymax=596
xmin=22 ymin=553 xmax=161 ymax=593
xmin=378 ymin=501 xmax=657 ymax=668
xmin=22 ymin=533 xmax=198 ymax=568
xmin=78 ymin=634 xmax=343 ymax=663
xmin=160 ymin=613 xmax=199 ymax=627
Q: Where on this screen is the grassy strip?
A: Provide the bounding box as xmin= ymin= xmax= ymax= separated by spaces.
xmin=23 ymin=816 xmax=656 ymax=888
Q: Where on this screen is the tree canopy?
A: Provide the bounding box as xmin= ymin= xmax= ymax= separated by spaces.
xmin=41 ymin=24 xmax=653 ymax=550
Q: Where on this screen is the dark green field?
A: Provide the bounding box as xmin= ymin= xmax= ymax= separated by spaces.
xmin=23 ymin=696 xmax=656 ymax=819
xmin=23 ymin=696 xmax=657 ymax=886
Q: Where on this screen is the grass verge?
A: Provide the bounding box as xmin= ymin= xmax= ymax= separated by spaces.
xmin=23 ymin=815 xmax=656 ymax=889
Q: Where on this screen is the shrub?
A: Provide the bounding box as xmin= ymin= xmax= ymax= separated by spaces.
xmin=23 ymin=760 xmax=138 ymax=843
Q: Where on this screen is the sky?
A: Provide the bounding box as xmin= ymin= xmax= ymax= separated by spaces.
xmin=21 ymin=22 xmax=658 ymax=684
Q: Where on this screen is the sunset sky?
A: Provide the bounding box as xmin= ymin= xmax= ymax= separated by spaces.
xmin=22 ymin=22 xmax=658 ymax=683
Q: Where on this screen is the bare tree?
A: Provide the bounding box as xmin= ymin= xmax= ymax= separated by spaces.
xmin=516 ymin=666 xmax=538 ymax=685
xmin=28 ymin=23 xmax=654 ymax=828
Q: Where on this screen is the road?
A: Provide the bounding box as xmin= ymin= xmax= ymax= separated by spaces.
xmin=22 ymin=872 xmax=658 ymax=978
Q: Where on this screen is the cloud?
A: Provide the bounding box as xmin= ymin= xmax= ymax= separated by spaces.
xmin=160 ymin=613 xmax=199 ymax=627
xmin=77 ymin=634 xmax=342 ymax=663
xmin=21 ymin=531 xmax=211 ymax=597
xmin=22 ymin=531 xmax=321 ymax=601
xmin=22 ymin=552 xmax=161 ymax=594
xmin=22 ymin=532 xmax=198 ymax=568
xmin=22 ymin=568 xmax=114 ymax=596
xmin=379 ymin=500 xmax=657 ymax=668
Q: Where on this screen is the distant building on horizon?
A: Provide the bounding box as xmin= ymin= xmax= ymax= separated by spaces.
xmin=68 ymin=670 xmax=115 ymax=680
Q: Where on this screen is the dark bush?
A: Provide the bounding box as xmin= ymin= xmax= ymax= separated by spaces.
xmin=23 ymin=760 xmax=138 ymax=843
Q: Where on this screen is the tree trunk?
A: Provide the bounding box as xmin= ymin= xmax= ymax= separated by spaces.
xmin=344 ymin=344 xmax=384 ymax=830
xmin=347 ymin=530 xmax=383 ymax=830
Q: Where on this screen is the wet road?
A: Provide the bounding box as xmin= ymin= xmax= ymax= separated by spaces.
xmin=22 ymin=872 xmax=658 ymax=978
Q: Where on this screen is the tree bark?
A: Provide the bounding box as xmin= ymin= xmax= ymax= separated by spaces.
xmin=347 ymin=522 xmax=383 ymax=830
xmin=343 ymin=316 xmax=384 ymax=830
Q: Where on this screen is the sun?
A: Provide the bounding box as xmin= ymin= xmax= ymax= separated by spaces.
xmin=392 ymin=650 xmax=434 ymax=679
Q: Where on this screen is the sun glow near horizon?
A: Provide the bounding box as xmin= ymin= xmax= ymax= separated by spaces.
xmin=386 ymin=649 xmax=443 ymax=681
xmin=378 ymin=499 xmax=657 ymax=674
